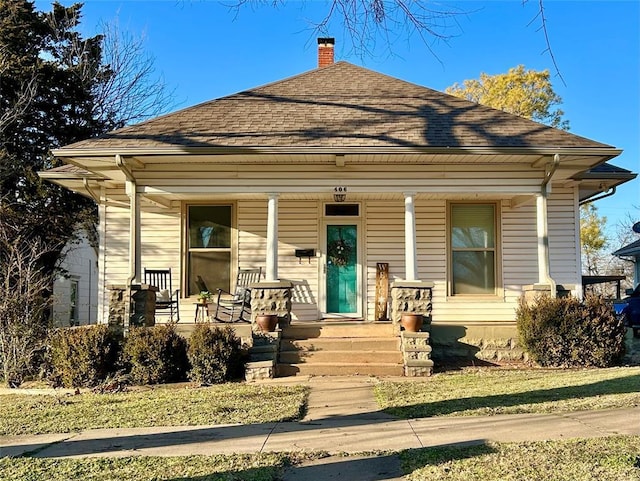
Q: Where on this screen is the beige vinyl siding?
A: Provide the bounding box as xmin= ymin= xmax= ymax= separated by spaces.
xmin=99 ymin=200 xmax=181 ymax=323
xmin=548 ymin=186 xmax=581 ymax=288
xmin=238 ymin=200 xmax=320 ymax=321
xmin=97 ymin=183 xmax=581 ymax=325
xmin=365 ymin=202 xmax=405 ymax=320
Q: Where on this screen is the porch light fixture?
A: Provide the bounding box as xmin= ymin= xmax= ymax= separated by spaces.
xmin=334 ymin=186 xmax=347 ymax=202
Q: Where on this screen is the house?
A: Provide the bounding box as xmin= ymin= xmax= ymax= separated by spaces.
xmin=613 ymin=228 xmax=640 ymax=290
xmin=51 ymin=229 xmax=98 ymax=327
xmin=40 ymin=39 xmax=636 ymax=370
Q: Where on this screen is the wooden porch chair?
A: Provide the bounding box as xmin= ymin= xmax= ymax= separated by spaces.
xmin=144 ymin=268 xmax=180 ymax=322
xmin=213 ymin=267 xmax=262 ymax=323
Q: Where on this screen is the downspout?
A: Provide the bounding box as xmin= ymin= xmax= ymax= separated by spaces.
xmin=579 ymin=186 xmax=616 ymax=206
xmin=537 ymin=153 xmax=560 ymax=296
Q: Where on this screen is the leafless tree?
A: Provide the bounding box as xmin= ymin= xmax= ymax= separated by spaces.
xmin=93 ymin=19 xmax=176 ymax=129
xmin=45 ymin=12 xmax=175 ymax=130
xmin=232 ymin=1 xmax=563 ymax=78
xmin=0 ymin=206 xmax=60 ymax=386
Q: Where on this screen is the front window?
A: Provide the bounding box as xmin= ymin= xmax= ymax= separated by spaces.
xmin=187 ymin=205 xmax=232 ymax=296
xmin=450 ymin=203 xmax=497 ymax=295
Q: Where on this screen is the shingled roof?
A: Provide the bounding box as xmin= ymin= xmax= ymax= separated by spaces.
xmin=59 ymin=61 xmax=612 ymax=152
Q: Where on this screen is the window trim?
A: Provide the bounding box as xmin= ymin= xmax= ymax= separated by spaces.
xmin=182 ymin=202 xmax=236 ymax=298
xmin=447 ymin=201 xmax=503 ymax=299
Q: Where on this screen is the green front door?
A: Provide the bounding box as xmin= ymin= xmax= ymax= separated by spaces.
xmin=326 ymin=224 xmax=358 ymax=315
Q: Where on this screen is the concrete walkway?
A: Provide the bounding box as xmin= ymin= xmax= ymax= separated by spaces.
xmin=1 ymin=376 xmax=639 ymax=480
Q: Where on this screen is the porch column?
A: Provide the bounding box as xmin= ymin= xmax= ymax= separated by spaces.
xmin=536 ymin=191 xmax=556 ymax=295
xmin=266 ymin=193 xmax=279 ymax=281
xmin=404 ymin=192 xmax=419 ymax=281
xmin=126 ymin=179 xmax=141 ymax=283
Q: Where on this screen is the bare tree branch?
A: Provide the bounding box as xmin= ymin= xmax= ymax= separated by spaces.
xmin=526 ymin=0 xmax=566 ymax=86
xmin=231 ymin=1 xmax=464 ymax=59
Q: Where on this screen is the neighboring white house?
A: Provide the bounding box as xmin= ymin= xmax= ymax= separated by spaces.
xmin=40 ymin=39 xmax=637 ymax=365
xmin=51 ymin=231 xmax=98 ymax=326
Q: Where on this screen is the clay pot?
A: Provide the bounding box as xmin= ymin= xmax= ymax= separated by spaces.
xmin=255 ymin=314 xmax=278 ymax=332
xmin=400 ymin=313 xmax=424 ymax=332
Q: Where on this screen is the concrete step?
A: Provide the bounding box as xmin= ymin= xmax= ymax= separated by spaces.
xmin=174 ymin=322 xmax=252 ymax=341
xmin=281 ymin=337 xmax=400 ymax=352
xmin=282 ymin=322 xmax=395 ymax=339
xmin=279 ymin=349 xmax=402 ymax=364
xmin=277 ymin=362 xmax=404 ymax=377
xmin=251 ymin=352 xmax=278 ymax=362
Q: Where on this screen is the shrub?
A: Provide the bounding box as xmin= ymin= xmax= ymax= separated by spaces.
xmin=517 ymin=294 xmax=626 ymax=367
xmin=121 ymin=325 xmax=189 ymax=385
xmin=188 ymin=325 xmax=246 ymax=384
xmin=47 ymin=325 xmax=121 ymax=388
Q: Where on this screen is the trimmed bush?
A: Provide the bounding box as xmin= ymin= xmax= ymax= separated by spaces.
xmin=121 ymin=325 xmax=189 ymax=385
xmin=517 ymin=294 xmax=626 ymax=367
xmin=188 ymin=325 xmax=246 ymax=384
xmin=47 ymin=325 xmax=121 ymax=388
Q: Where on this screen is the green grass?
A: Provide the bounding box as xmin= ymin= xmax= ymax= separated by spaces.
xmin=0 ymin=383 xmax=308 ymax=435
xmin=400 ymin=436 xmax=640 ymax=481
xmin=375 ymin=367 xmax=640 ymax=418
xmin=0 ymin=453 xmax=306 ymax=481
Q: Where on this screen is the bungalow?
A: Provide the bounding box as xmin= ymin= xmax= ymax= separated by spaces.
xmin=41 ymin=39 xmax=636 ymax=373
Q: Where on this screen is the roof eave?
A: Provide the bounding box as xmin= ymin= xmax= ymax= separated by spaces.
xmin=51 ymin=145 xmax=623 ymax=158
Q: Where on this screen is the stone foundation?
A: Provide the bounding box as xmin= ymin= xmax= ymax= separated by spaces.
xmin=401 ymin=331 xmax=434 ymax=376
xmin=250 ymin=281 xmax=293 ymax=328
xmin=430 ymin=323 xmax=528 ymax=364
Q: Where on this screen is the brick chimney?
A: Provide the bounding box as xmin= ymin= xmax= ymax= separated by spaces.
xmin=318 ymin=37 xmax=335 ymax=68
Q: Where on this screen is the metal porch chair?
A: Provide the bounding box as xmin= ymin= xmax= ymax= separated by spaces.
xmin=144 ymin=268 xmax=180 ymax=322
xmin=213 ymin=267 xmax=262 ymax=323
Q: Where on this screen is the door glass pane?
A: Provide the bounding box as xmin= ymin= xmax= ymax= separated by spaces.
xmin=189 ymin=206 xmax=231 ymax=248
xmin=326 ymin=225 xmax=357 ymax=313
xmin=188 ymin=251 xmax=231 ymax=296
xmin=452 ymin=251 xmax=495 ymax=294
xmin=452 ymin=204 xmax=495 ymax=248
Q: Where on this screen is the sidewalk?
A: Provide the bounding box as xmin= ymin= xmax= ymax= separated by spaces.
xmin=1 ymin=376 xmax=639 ymax=471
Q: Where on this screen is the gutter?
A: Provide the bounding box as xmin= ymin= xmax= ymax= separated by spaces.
xmin=579 ymin=186 xmax=617 ymax=206
xmin=51 ymin=145 xmax=624 ymax=158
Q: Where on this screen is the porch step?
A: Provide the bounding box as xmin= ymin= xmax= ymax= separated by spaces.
xmin=276 ymin=322 xmax=402 ymax=377
xmin=282 ymin=322 xmax=395 ymax=339
xmin=277 ymin=362 xmax=404 ymax=377
xmin=281 ymin=337 xmax=400 ymax=352
xmin=279 ymin=349 xmax=402 ymax=364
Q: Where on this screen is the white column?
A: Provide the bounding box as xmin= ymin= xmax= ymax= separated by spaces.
xmin=126 ymin=180 xmax=141 ymax=284
xmin=266 ymin=193 xmax=279 ymax=281
xmin=404 ymin=192 xmax=418 ymax=281
xmin=536 ymin=192 xmax=556 ymax=294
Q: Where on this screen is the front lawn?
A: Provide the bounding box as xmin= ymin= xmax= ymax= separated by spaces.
xmin=401 ymin=435 xmax=640 ymax=481
xmin=0 ymin=383 xmax=308 ymax=436
xmin=375 ymin=367 xmax=640 ymax=418
xmin=0 ymin=453 xmax=303 ymax=481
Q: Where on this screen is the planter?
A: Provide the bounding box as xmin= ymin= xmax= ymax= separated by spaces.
xmin=401 ymin=313 xmax=424 ymax=332
xmin=255 ymin=314 xmax=278 ymax=332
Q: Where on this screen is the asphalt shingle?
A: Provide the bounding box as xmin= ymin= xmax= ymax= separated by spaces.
xmin=60 ymin=62 xmax=611 ymax=151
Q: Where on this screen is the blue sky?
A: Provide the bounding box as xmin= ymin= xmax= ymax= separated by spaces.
xmin=41 ymin=0 xmax=639 ymax=238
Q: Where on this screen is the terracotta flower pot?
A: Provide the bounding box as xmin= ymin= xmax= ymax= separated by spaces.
xmin=255 ymin=314 xmax=278 ymax=332
xmin=400 ymin=313 xmax=424 ymax=332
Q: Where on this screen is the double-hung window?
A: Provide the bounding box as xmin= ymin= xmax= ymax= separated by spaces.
xmin=450 ymin=203 xmax=498 ymax=295
xmin=187 ymin=205 xmax=232 ymax=296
